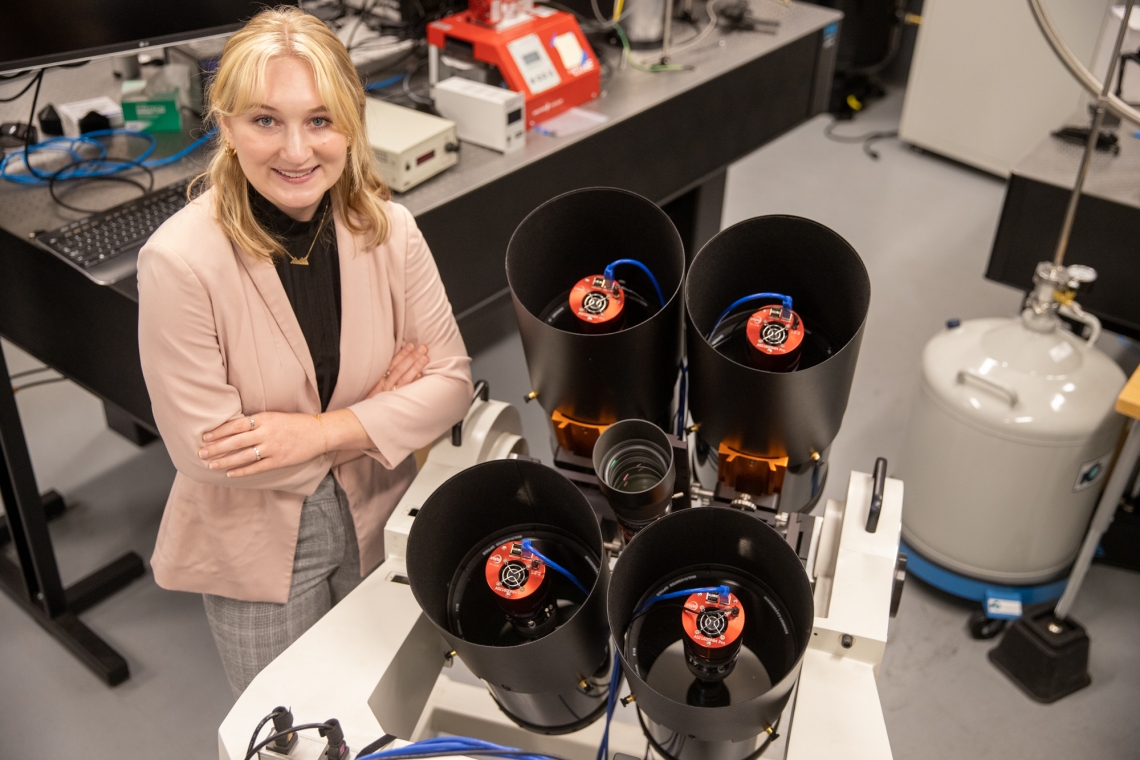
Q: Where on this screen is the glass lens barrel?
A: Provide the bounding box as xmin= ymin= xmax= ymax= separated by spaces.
xmin=592 ymin=419 xmax=677 ymax=537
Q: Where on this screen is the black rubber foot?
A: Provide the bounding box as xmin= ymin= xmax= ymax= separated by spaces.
xmin=988 ymin=603 xmax=1091 ymax=703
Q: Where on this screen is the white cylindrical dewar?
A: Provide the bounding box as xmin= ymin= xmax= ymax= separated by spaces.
xmin=900 ymin=317 xmax=1125 ymax=585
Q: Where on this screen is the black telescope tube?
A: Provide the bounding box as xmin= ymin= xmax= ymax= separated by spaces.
xmin=406 ymin=459 xmax=611 ymax=734
xmin=607 ymin=507 xmax=814 ymax=744
xmin=592 ymin=419 xmax=676 ymax=537
xmin=685 ymin=215 xmax=871 ymax=466
xmin=506 ymin=187 xmax=685 ymax=435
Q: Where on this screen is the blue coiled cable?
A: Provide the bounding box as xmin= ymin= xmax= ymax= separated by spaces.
xmin=603 ymin=258 xmax=666 ymax=308
xmin=707 ymin=292 xmax=793 ymax=341
xmin=1 ymin=127 xmax=215 ymax=185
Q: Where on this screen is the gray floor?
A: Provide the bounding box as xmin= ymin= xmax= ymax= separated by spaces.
xmin=3 ymin=89 xmax=1139 ymax=759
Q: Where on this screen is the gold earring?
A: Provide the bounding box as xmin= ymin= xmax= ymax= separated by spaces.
xmin=224 ymin=143 xmax=237 ymax=158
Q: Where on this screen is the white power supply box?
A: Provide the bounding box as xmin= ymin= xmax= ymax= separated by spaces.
xmin=365 ymin=98 xmax=458 ymax=193
xmin=431 ymin=77 xmax=526 ymax=154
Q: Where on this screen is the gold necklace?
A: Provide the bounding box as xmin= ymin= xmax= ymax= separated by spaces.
xmin=287 ymin=203 xmax=331 ymax=266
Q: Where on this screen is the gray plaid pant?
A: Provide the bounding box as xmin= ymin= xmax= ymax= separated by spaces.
xmin=203 ymin=472 xmax=362 ymax=696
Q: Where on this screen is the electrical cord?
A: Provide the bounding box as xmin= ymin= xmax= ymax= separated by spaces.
xmin=358 ymin=734 xmax=398 ymax=757
xmin=707 ymin=293 xmax=792 ymax=340
xmin=632 ymin=584 xmax=730 ymax=618
xmin=244 ymin=722 xmax=336 ymax=760
xmin=603 ymin=258 xmax=666 ymax=307
xmin=675 ymin=363 xmax=687 ymax=439
xmin=346 ymin=0 xmax=383 ymax=50
xmin=12 ymin=377 xmax=66 ymax=393
xmin=614 ymin=25 xmax=687 ymax=72
xmin=823 ymin=119 xmax=898 ymax=161
xmin=520 ymin=539 xmax=590 ymax=595
xmin=358 ymin=736 xmax=571 ymax=760
xmin=246 ymin=709 xmax=283 ymax=758
xmin=49 ymin=168 xmax=154 ymax=213
xmin=366 ymin=73 xmax=407 ymax=91
xmin=0 ymin=73 xmax=43 ymax=103
xmin=3 ymin=127 xmax=214 ymax=212
xmin=9 ymin=366 xmax=52 ymax=380
xmin=596 ymin=648 xmax=624 ymax=760
xmin=401 ymin=57 xmax=434 ymax=106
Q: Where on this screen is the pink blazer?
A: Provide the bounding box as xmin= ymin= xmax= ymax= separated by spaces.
xmin=137 ymin=188 xmax=473 ymax=603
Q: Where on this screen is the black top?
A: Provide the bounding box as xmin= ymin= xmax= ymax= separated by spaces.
xmin=250 ymin=187 xmax=341 ymax=412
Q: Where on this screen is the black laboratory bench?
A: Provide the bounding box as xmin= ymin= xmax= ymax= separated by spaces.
xmin=988 ymin=121 xmax=1140 ymax=339
xmin=0 ymin=0 xmax=842 ymax=685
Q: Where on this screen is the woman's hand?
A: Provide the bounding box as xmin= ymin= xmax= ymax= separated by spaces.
xmin=197 ymin=344 xmax=428 ymax=477
xmin=199 ymin=412 xmax=325 ymax=478
xmin=367 ymin=343 xmax=430 ymax=398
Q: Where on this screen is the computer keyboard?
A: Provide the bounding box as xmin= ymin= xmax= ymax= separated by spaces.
xmin=35 ymin=178 xmax=193 ymax=285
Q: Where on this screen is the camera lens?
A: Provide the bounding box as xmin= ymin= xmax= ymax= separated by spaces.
xmin=593 ymin=419 xmax=677 ymax=539
xmin=604 ymin=441 xmax=670 ymax=493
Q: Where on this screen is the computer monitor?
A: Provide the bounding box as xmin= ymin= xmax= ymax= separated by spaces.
xmin=0 ymin=1 xmax=298 ymax=74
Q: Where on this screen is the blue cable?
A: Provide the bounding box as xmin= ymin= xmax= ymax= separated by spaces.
xmin=632 ymin=584 xmax=730 ymax=619
xmin=596 ymin=648 xmax=623 ymax=760
xmin=366 ymin=73 xmax=407 ymax=91
xmin=358 ymin=736 xmax=562 ymax=760
xmin=141 ymin=128 xmax=216 ymax=167
xmin=521 ymin=539 xmax=589 ymax=596
xmin=707 ymin=292 xmax=793 ymax=340
xmin=1 ymin=127 xmax=214 ymax=185
xmin=603 ymin=258 xmax=666 ymax=307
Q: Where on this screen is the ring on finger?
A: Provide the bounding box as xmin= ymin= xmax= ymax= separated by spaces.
xmin=248 ymin=416 xmax=256 ymax=429
xmin=254 ymin=447 xmax=261 ymax=461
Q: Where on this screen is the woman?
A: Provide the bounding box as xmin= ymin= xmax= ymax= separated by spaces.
xmin=137 ymin=6 xmax=473 ymax=695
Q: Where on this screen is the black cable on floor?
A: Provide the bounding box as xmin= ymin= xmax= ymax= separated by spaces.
xmin=823 ymin=119 xmax=899 ymax=161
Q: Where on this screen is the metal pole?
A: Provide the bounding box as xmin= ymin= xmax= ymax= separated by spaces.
xmin=1029 ymin=0 xmax=1140 ymax=126
xmin=662 ymin=0 xmax=676 ymax=62
xmin=1051 ymin=0 xmax=1135 ymax=267
xmin=1055 ymin=417 xmax=1140 ymax=619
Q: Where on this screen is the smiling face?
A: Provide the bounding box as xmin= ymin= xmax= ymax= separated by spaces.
xmin=221 ymin=56 xmax=348 ymax=221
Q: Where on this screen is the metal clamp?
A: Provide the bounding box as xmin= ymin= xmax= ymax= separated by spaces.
xmin=957 ymin=369 xmax=1018 ymax=408
xmin=451 ymin=380 xmax=489 ymax=447
xmin=865 ymin=457 xmax=887 ymax=533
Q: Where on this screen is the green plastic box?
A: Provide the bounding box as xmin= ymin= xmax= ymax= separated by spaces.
xmin=122 ymin=91 xmax=182 ymax=132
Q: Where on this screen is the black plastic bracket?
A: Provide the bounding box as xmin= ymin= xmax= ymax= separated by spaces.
xmin=865 ymin=457 xmax=887 ymax=533
xmin=451 ymin=379 xmax=489 ymax=447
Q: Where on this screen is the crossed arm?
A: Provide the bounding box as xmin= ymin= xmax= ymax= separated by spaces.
xmin=195 ymin=343 xmax=431 ymax=478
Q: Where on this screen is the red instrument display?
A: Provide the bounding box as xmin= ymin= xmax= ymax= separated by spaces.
xmin=427 ymin=8 xmax=600 ymax=129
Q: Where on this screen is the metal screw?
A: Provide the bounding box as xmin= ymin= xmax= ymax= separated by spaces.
xmin=1047 ymin=622 xmax=1063 ymax=634
xmin=840 ymin=634 xmax=854 ymax=649
xmin=620 ymin=693 xmax=636 ymax=706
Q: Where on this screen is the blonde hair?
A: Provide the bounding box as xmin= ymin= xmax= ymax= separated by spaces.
xmin=194 ymin=5 xmax=390 ymax=260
